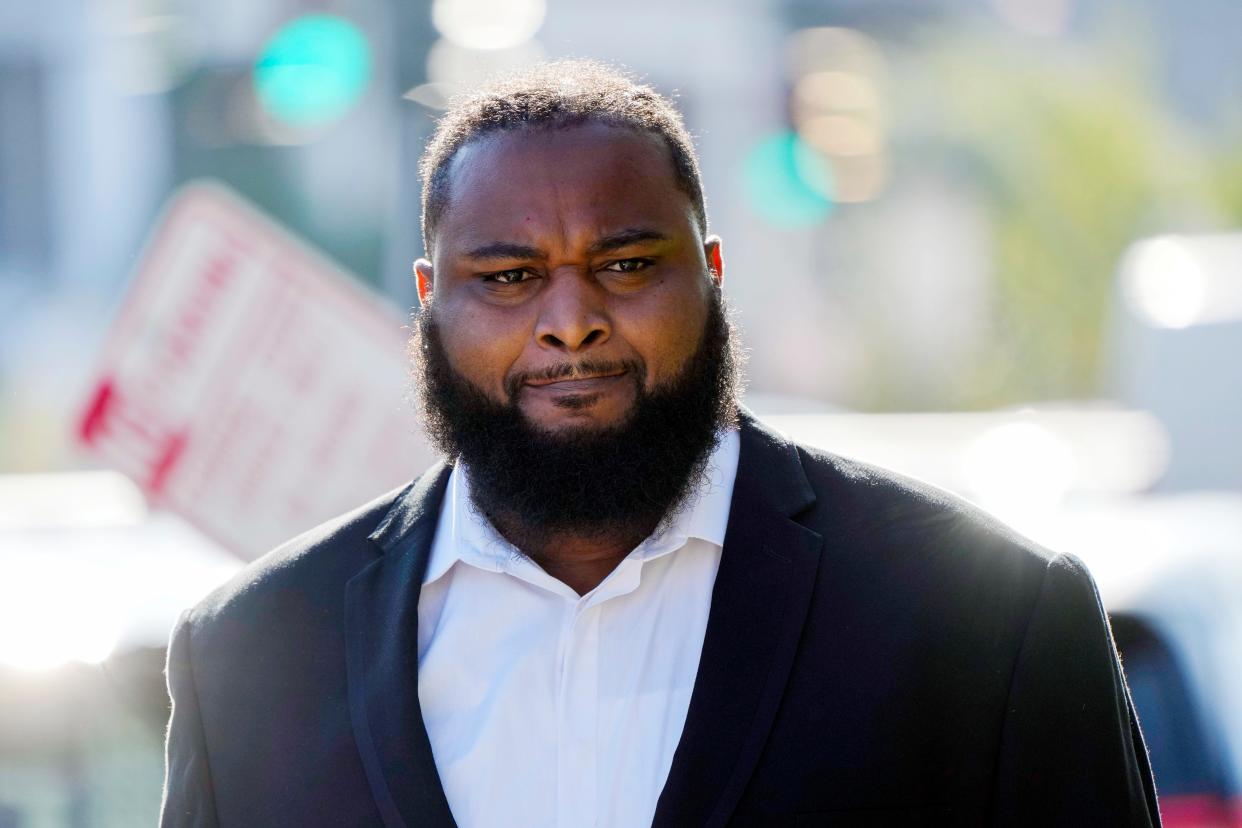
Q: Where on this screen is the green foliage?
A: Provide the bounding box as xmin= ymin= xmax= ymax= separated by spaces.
xmin=902 ymin=29 xmax=1242 ymax=407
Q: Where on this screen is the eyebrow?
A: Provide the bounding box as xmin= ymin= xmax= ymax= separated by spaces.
xmin=460 ymin=228 xmax=671 ymax=262
xmin=462 ymin=241 xmax=544 ymax=262
xmin=586 ymin=228 xmax=671 ymax=256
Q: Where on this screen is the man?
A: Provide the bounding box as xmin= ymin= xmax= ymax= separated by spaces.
xmin=162 ymin=61 xmax=1160 ymax=827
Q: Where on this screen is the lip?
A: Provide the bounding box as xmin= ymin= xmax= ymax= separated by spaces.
xmin=523 ymin=370 xmax=628 ymax=392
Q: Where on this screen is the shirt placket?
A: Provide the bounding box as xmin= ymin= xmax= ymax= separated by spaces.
xmin=556 ymin=598 xmax=601 ymax=827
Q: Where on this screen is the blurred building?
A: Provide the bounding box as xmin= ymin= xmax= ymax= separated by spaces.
xmin=4 ymin=0 xmax=1242 ymax=436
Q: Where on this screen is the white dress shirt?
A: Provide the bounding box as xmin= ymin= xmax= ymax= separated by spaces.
xmin=416 ymin=429 xmax=741 ymax=828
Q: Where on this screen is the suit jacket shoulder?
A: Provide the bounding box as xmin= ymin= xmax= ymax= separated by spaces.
xmin=162 ymin=465 xmax=451 ymax=827
xmin=719 ymin=420 xmax=1158 ymax=826
xmin=187 ymin=482 xmax=409 ymax=629
xmin=779 ymin=436 xmax=1063 ymax=640
xmin=801 ymin=435 xmax=1052 ymax=544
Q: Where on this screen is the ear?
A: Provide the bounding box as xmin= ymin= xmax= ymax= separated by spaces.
xmin=414 ymin=259 xmax=434 ymax=309
xmin=703 ymin=235 xmax=724 ymax=287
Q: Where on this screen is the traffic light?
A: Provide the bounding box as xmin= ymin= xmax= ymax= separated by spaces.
xmin=787 ymin=27 xmax=889 ymax=205
xmin=743 ymin=130 xmax=835 ymax=227
xmin=253 ymin=14 xmax=372 ymax=128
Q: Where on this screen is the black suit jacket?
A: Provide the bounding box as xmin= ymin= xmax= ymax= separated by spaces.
xmin=161 ymin=414 xmax=1160 ymax=827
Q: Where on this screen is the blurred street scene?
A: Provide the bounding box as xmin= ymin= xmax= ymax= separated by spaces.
xmin=2 ymin=0 xmax=1242 ymax=825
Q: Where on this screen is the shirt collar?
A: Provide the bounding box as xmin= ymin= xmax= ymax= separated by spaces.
xmin=422 ymin=428 xmax=741 ymax=587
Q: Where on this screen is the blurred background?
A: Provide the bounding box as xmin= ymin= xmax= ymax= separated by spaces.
xmin=2 ymin=0 xmax=1241 ymax=824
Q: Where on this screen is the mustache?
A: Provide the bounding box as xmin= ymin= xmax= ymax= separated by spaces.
xmin=504 ymin=359 xmax=645 ymax=400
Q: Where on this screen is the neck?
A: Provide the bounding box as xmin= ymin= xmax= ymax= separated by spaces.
xmin=487 ymin=510 xmax=655 ymax=595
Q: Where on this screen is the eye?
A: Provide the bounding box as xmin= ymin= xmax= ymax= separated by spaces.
xmin=483 ymin=269 xmax=533 ymax=285
xmin=603 ymin=258 xmax=653 ymax=273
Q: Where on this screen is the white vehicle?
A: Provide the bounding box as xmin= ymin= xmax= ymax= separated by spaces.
xmin=1058 ymin=494 xmax=1242 ymax=828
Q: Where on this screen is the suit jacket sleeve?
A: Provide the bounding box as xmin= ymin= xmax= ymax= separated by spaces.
xmin=990 ymin=553 xmax=1161 ymax=826
xmin=161 ymin=610 xmax=221 ymax=828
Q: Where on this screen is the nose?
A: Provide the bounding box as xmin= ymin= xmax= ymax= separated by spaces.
xmin=534 ymin=270 xmax=611 ymax=352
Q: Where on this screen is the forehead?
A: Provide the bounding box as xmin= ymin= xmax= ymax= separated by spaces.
xmin=434 ymin=123 xmax=695 ymax=254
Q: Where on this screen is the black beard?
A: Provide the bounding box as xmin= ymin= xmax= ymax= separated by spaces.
xmin=410 ymin=286 xmax=741 ymax=554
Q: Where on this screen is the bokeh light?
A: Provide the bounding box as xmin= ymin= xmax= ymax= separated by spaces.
xmin=786 ymin=27 xmax=889 ymax=204
xmin=798 ymin=115 xmax=882 ymax=158
xmin=432 ymin=0 xmax=546 ymax=51
xmin=963 ymin=421 xmax=1079 ymax=523
xmin=793 ymin=71 xmax=880 ymax=116
xmin=1123 ymin=237 xmax=1207 ymax=329
xmin=1122 ymin=235 xmax=1242 ymax=329
xmin=743 ymin=131 xmax=835 ymax=228
xmin=0 ymin=560 xmax=120 ymax=670
xmin=253 ymin=15 xmax=372 ymax=128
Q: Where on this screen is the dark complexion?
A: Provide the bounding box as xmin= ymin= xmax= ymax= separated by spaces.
xmin=414 ymin=124 xmax=730 ymax=594
xmin=414 ymin=286 xmax=736 ymax=595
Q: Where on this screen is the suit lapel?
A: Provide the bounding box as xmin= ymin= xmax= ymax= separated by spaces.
xmin=343 ymin=416 xmax=821 ymax=828
xmin=653 ymin=414 xmax=824 ymax=828
xmin=345 ymin=462 xmax=457 ymax=828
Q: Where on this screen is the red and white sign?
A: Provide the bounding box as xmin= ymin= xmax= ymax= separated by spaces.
xmin=76 ymin=182 xmax=436 ymax=559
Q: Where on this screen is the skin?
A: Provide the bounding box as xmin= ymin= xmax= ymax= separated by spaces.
xmin=415 ymin=122 xmax=725 ymax=593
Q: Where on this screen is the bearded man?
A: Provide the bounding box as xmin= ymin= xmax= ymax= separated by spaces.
xmin=161 ymin=61 xmax=1160 ymax=827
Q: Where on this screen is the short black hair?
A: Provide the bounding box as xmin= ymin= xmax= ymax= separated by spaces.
xmin=418 ymin=59 xmax=707 ymax=255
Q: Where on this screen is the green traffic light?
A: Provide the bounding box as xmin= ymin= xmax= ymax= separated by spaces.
xmin=743 ymin=131 xmax=835 ymax=227
xmin=254 ymin=15 xmax=372 ymax=128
